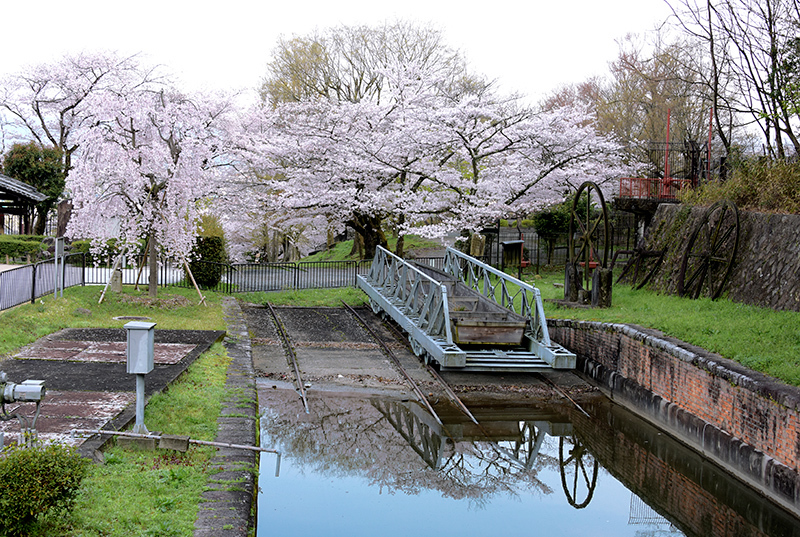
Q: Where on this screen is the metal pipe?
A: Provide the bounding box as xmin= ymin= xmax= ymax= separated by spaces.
xmin=72 ymin=428 xmax=279 ymax=453
xmin=73 ymin=429 xmax=282 ymax=477
xmin=133 ymin=374 xmax=148 ymax=434
xmin=665 ymin=108 xmax=671 ymax=181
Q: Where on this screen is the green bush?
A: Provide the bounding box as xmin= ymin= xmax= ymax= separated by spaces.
xmin=188 ymin=236 xmax=227 ymax=288
xmin=0 ymin=236 xmax=46 ymax=260
xmin=0 ymin=443 xmax=90 ymax=535
xmin=683 ymin=157 xmax=800 ymax=214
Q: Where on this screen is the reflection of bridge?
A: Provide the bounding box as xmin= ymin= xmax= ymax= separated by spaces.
xmin=371 ymin=397 xmax=601 ymax=508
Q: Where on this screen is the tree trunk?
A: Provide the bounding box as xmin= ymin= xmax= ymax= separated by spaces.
xmin=148 ymin=234 xmax=158 ymax=297
xmin=394 ymin=214 xmax=406 ymax=258
xmin=349 ymin=233 xmax=364 ymax=259
xmin=33 ymin=207 xmax=47 ymax=236
xmin=347 ymin=213 xmax=386 ymax=260
xmin=56 ymin=200 xmax=72 ymax=237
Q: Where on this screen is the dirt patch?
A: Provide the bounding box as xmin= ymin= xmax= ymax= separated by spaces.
xmin=0 ymin=328 xmax=224 ymax=449
xmin=116 ymin=294 xmax=194 ymax=309
xmin=0 ymin=391 xmax=134 ymax=446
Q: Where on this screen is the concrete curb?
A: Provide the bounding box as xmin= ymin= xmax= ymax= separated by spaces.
xmin=194 ymin=297 xmax=258 ymax=537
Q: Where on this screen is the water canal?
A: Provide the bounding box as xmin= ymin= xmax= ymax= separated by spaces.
xmin=256 ymin=382 xmax=799 ymax=537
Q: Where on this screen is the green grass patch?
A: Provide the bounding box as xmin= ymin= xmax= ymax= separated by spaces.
xmin=33 ymin=344 xmax=231 ymax=537
xmin=302 ymin=241 xmax=359 ymax=261
xmin=0 ymin=286 xmax=230 ymax=536
xmin=239 ymin=287 xmax=367 ymax=307
xmin=145 ymin=342 xmax=231 ymax=440
xmin=302 ymin=234 xmax=440 ymax=262
xmin=0 ymin=286 xmax=225 ymax=356
xmin=531 ymin=269 xmax=800 ymax=386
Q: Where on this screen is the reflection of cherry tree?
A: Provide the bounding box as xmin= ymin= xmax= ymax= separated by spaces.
xmin=260 ymin=389 xmax=560 ymax=506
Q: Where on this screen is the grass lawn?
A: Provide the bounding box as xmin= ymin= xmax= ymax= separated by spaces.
xmin=531 ymin=268 xmax=800 ymax=386
xmin=1 ymin=285 xmax=229 ymax=536
xmin=301 ymin=234 xmax=441 ymax=262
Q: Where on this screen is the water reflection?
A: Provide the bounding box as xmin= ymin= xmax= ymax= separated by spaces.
xmin=258 ymin=384 xmax=799 ymax=537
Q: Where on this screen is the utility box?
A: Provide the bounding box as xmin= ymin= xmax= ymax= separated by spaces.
xmin=125 ymin=321 xmax=156 ymax=374
xmin=500 ymin=240 xmax=524 ymax=268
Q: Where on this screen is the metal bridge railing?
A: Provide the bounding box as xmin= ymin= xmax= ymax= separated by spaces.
xmin=443 ymin=248 xmax=551 ymax=347
xmin=364 ymin=247 xmax=454 ymax=345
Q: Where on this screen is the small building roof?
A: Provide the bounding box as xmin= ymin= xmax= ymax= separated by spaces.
xmin=0 ymin=172 xmax=49 ymax=221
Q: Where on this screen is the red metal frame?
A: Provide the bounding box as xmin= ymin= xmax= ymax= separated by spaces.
xmin=618 ymin=177 xmax=693 ymax=200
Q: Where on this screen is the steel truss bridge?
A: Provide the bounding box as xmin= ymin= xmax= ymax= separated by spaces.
xmin=357 ymin=247 xmax=575 ymax=372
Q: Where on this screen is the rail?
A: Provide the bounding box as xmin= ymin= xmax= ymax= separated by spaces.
xmin=266 ymin=302 xmax=309 ymax=413
xmin=341 ymin=301 xmax=447 ymax=426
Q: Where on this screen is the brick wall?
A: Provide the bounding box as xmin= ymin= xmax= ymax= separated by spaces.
xmin=549 ymin=318 xmax=800 ymax=516
xmin=575 ymin=400 xmax=797 ymax=536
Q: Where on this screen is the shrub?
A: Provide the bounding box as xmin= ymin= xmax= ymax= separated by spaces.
xmin=187 ymin=216 xmax=228 ymax=289
xmin=188 ymin=236 xmax=227 ymax=288
xmin=0 ymin=236 xmax=46 ymax=261
xmin=0 ymin=443 xmax=90 ymax=535
xmin=682 ymin=157 xmax=800 ymax=214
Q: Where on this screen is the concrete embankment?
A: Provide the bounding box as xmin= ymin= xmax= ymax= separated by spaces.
xmin=194 ymin=297 xmax=258 ymax=537
xmin=549 ymin=318 xmax=800 ymax=517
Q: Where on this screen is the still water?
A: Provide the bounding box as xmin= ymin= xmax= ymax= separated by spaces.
xmin=257 ymin=384 xmax=799 ymax=537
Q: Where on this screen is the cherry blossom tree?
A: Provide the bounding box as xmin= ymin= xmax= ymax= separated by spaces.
xmin=245 ymin=61 xmax=628 ymax=259
xmin=0 ymin=51 xmax=161 ymax=174
xmin=66 ymin=86 xmax=236 ymax=296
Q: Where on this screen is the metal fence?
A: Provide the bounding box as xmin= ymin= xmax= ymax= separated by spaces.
xmin=176 ymin=260 xmax=373 ymax=293
xmin=482 ymin=216 xmax=636 ymax=270
xmin=1 ymin=240 xmax=626 ymax=312
xmin=0 ymin=253 xmax=85 ymax=311
xmin=0 ymin=255 xmax=377 ymax=312
xmin=80 ymin=258 xmax=374 ymax=293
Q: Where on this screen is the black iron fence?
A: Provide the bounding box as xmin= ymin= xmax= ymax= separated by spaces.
xmin=0 ymin=253 xmax=86 ymax=311
xmin=175 ymin=260 xmax=373 ymax=294
xmin=482 ymin=215 xmax=636 ymax=270
xmin=1 ymin=241 xmax=624 ymax=312
xmin=0 ymin=255 xmax=377 ymax=312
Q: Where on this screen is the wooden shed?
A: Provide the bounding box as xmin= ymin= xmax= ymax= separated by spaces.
xmin=0 ymin=173 xmax=48 ymax=234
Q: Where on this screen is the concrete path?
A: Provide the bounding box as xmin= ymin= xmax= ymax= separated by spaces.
xmin=193 ymin=297 xmax=258 ymax=537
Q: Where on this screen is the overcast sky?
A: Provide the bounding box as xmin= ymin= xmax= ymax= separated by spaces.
xmin=3 ymin=0 xmax=673 ymax=104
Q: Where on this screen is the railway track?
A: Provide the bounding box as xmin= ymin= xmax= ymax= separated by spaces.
xmin=341 ymin=301 xmax=478 ymax=426
xmin=265 ymin=302 xmax=309 ymax=413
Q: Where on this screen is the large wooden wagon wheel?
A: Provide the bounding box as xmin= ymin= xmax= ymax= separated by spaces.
xmin=568 ymin=181 xmax=610 ymax=293
xmin=678 ymin=200 xmax=740 ymax=300
xmin=614 ymin=245 xmax=666 ymax=290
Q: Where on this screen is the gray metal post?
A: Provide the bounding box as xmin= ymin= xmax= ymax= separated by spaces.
xmin=133 ymin=374 xmax=148 ymax=434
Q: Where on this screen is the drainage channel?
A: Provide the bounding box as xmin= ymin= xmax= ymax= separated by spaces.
xmin=255 ymin=382 xmax=799 ymax=537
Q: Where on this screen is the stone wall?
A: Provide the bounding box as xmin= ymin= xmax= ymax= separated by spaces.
xmin=548 ymin=318 xmax=800 ymax=517
xmin=641 ymin=204 xmax=800 ymax=311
